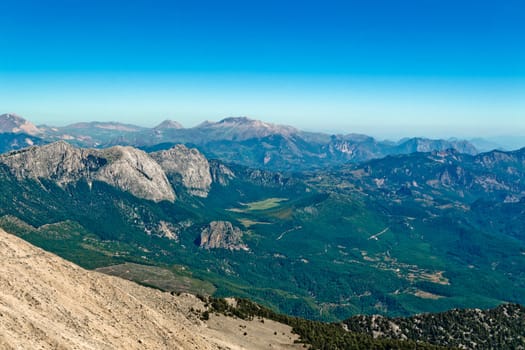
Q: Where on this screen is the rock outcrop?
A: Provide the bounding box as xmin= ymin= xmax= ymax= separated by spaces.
xmin=96 ymin=146 xmax=175 ymax=202
xmin=0 ymin=142 xmax=175 ymax=202
xmin=209 ymin=160 xmax=236 ymax=186
xmin=198 ymin=221 xmax=248 ymax=250
xmin=151 ymin=145 xmax=212 ymax=197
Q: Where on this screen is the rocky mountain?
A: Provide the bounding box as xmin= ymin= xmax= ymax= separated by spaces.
xmin=151 ymin=144 xmax=212 ymax=197
xmin=154 ymin=119 xmax=184 ymax=130
xmin=135 ymin=119 xmax=479 ymax=171
xmin=60 ymin=121 xmax=146 ymax=132
xmin=195 ymin=116 xmax=299 ymax=141
xmin=198 ymin=221 xmax=248 ymax=250
xmin=394 ymin=137 xmax=477 ymax=155
xmin=0 ymin=141 xmax=175 ymax=202
xmin=0 ymin=113 xmax=42 ymax=135
xmin=343 ymin=303 xmax=525 ymax=349
xmin=332 ymin=147 xmax=525 ymax=204
xmin=37 ymin=121 xmax=148 ymax=147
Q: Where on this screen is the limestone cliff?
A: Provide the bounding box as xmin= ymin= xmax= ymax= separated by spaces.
xmin=0 ymin=142 xmax=175 ymax=202
xmin=96 ymin=146 xmax=175 ymax=202
xmin=151 ymin=145 xmax=212 ymax=197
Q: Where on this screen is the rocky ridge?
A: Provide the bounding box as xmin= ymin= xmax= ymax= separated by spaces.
xmin=0 ymin=142 xmax=176 ymax=203
xmin=337 ymin=147 xmax=525 ymax=203
xmin=0 ymin=113 xmax=486 ymax=172
xmin=0 ymin=141 xmax=244 ymax=202
xmin=151 ymin=144 xmax=212 ymax=197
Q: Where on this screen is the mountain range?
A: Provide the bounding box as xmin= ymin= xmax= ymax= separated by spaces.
xmin=0 ymin=113 xmax=482 ymax=171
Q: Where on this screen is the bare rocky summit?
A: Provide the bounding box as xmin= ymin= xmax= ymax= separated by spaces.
xmin=0 ymin=141 xmax=175 ymax=202
xmin=0 ymin=113 xmax=41 ymax=135
xmin=199 ymin=221 xmax=248 ymax=250
xmin=154 ymin=119 xmax=184 ymax=130
xmin=196 ymin=116 xmax=299 ymax=141
xmin=151 ymin=144 xmax=212 ymax=197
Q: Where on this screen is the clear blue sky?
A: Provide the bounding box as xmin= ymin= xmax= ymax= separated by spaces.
xmin=1 ymin=0 xmax=524 ymax=139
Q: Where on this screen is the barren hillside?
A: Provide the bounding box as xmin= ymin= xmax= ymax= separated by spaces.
xmin=0 ymin=228 xmax=301 ymax=349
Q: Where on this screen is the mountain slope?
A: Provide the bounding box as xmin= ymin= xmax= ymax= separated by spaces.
xmin=0 ymin=132 xmax=47 ymax=153
xmin=0 ymin=113 xmax=41 ymax=135
xmin=0 ymin=228 xmax=316 ymax=349
xmin=0 ymin=227 xmax=218 ymax=349
xmin=344 ymin=303 xmax=525 ymax=349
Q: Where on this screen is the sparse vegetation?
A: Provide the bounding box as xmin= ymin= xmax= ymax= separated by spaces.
xmin=205 ymin=297 xmax=449 ymax=349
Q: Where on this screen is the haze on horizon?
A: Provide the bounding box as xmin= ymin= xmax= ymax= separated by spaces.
xmin=1 ymin=0 xmax=524 ymax=140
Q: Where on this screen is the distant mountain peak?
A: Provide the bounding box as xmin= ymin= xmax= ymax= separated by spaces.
xmin=218 ymin=116 xmax=252 ymax=124
xmin=0 ymin=113 xmax=41 ymax=136
xmin=63 ymin=121 xmax=145 ymax=132
xmin=396 ymin=137 xmax=478 ymax=155
xmin=195 ymin=116 xmax=298 ymax=141
xmin=154 ymin=119 xmax=183 ymax=130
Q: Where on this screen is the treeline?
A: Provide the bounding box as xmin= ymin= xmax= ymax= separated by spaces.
xmin=204 ymin=296 xmax=447 ymax=350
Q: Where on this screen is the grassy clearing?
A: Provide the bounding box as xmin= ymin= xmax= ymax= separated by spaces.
xmin=238 ymin=218 xmax=271 ymax=228
xmin=242 ymin=198 xmax=288 ymax=211
xmin=96 ymin=262 xmax=216 ymax=295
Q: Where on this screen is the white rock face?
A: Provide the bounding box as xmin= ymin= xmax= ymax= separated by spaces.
xmin=0 ymin=141 xmax=95 ymax=184
xmin=0 ymin=142 xmax=175 ymax=203
xmin=151 ymin=145 xmax=212 ymax=197
xmin=96 ymin=146 xmax=175 ymax=202
xmin=199 ymin=221 xmax=248 ymax=251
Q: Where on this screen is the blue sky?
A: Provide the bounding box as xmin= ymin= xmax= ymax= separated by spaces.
xmin=0 ymin=0 xmax=524 ymax=139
